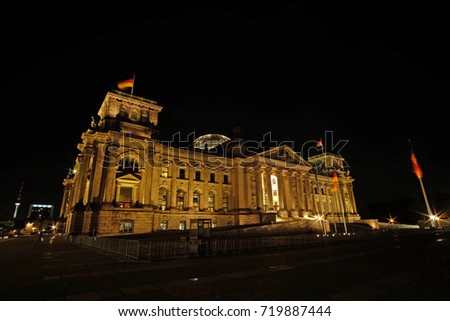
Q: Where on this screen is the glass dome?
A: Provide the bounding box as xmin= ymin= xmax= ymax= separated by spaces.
xmin=193 ymin=133 xmax=231 ymax=150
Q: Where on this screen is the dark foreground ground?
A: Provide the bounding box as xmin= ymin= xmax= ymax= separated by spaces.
xmin=0 ymin=230 xmax=449 ymax=301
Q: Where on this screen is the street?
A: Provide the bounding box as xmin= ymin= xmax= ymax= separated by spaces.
xmin=0 ymin=231 xmax=449 ymax=300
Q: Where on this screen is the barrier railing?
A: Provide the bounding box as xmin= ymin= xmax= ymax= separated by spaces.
xmin=65 ymin=228 xmax=446 ymax=261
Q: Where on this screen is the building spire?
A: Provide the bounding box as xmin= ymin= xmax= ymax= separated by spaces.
xmin=13 ymin=181 xmax=24 ymax=218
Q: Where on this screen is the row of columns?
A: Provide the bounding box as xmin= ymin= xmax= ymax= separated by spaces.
xmin=60 ymin=140 xmax=358 ymax=220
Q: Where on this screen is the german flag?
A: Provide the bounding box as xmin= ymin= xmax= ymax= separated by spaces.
xmin=117 ymin=78 xmax=134 ymax=90
xmin=316 ymin=138 xmax=323 ymax=148
xmin=331 ymin=172 xmax=339 ymax=192
xmin=410 ymin=148 xmax=423 ymax=179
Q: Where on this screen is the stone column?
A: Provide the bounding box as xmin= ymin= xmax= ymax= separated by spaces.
xmin=73 ymin=147 xmax=94 ymax=204
xmin=282 ymin=171 xmax=291 ymax=211
xmin=187 ymin=167 xmax=194 ymax=210
xmin=262 ymin=168 xmax=273 ymax=210
xmin=297 ymin=174 xmax=305 ymax=212
xmin=348 ymin=185 xmax=358 ymax=213
xmin=170 ymin=164 xmax=178 ymax=209
xmin=246 ymin=168 xmax=255 ymax=211
xmin=149 ymin=156 xmax=161 ymax=209
xmin=340 ymin=184 xmax=347 ymax=214
xmin=303 ymin=176 xmax=312 ymax=213
xmin=275 ymin=170 xmax=288 ymax=217
xmin=324 ymin=184 xmax=331 ymax=214
xmin=255 ymin=167 xmax=263 ymax=211
xmin=289 ymin=173 xmax=299 ymax=217
xmin=310 ymin=180 xmax=317 ymax=214
xmin=59 ymin=183 xmax=72 ymax=219
xmin=101 ymin=140 xmax=119 ymax=203
xmin=89 ymin=140 xmax=110 ymax=204
xmin=202 ymin=168 xmax=209 ymax=211
xmin=217 ymin=170 xmax=223 ymax=210
xmin=234 ymin=166 xmax=247 ymax=210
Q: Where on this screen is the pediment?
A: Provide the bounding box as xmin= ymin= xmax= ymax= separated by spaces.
xmin=116 ymin=172 xmax=141 ymax=182
xmin=256 ymin=145 xmax=309 ymax=166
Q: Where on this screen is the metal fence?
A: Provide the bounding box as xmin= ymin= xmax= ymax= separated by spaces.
xmin=65 ymin=228 xmax=444 ymax=261
xmin=65 ymin=235 xmax=140 ymax=260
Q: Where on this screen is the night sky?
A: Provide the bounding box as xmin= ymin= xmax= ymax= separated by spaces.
xmin=1 ymin=1 xmax=450 ymax=221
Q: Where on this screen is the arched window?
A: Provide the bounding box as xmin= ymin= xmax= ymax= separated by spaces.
xmin=193 ymin=190 xmax=200 ymax=211
xmin=158 ymin=187 xmax=168 ymax=210
xmin=130 ymin=109 xmax=138 ymax=121
xmin=119 ymin=106 xmax=128 ymax=118
xmin=208 ymin=191 xmax=215 ymax=212
xmin=118 ymin=156 xmax=140 ymax=172
xmin=176 ymin=189 xmax=185 ymax=211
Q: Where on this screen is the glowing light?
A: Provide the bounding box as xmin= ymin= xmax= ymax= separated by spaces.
xmin=385 ymin=214 xmax=397 ymax=225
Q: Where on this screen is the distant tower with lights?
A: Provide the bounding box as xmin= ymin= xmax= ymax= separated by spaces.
xmin=13 ymin=181 xmax=24 ymax=218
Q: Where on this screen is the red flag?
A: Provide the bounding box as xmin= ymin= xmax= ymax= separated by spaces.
xmin=331 ymin=172 xmax=339 ymax=192
xmin=410 ymin=148 xmax=423 ymax=179
xmin=117 ymin=78 xmax=134 ymax=90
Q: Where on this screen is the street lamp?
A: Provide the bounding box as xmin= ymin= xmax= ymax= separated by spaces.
xmin=314 ymin=214 xmax=326 ymax=235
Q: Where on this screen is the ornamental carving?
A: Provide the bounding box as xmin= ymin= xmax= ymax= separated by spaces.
xmin=249 ymin=169 xmax=257 ymax=208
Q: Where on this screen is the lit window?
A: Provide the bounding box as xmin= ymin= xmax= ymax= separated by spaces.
xmin=161 ymin=167 xmax=168 ymax=177
xmin=222 ymin=193 xmax=229 ymax=212
xmin=193 ymin=190 xmax=200 ymax=211
xmin=158 ymin=187 xmax=168 ymax=210
xmin=160 ymin=220 xmax=168 ymax=231
xmin=118 ymin=156 xmax=140 ymax=172
xmin=119 ymin=219 xmax=134 ymax=233
xmin=208 ymin=192 xmax=215 ymax=212
xmin=177 ymin=189 xmax=185 ymax=211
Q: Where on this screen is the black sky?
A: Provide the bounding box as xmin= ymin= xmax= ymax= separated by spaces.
xmin=1 ymin=1 xmax=450 ymax=220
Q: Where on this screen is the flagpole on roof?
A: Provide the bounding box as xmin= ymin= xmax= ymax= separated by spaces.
xmin=131 ymin=74 xmax=135 ymax=95
xmin=408 ymin=139 xmax=435 ymax=227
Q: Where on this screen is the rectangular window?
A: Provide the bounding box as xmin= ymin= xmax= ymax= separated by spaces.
xmin=195 ymin=171 xmax=201 ymax=181
xmin=160 ymin=220 xmax=168 ymax=231
xmin=179 ymin=168 xmax=185 ymax=179
xmin=161 ymin=167 xmax=168 ymax=177
xmin=179 ymin=220 xmax=186 ymax=231
xmin=222 ymin=194 xmax=229 ymax=211
xmin=210 ymin=173 xmax=215 ymax=182
xmin=118 ymin=187 xmax=132 ymax=202
xmin=119 ymin=220 xmax=134 ymax=233
xmin=223 ymin=174 xmax=229 ymax=184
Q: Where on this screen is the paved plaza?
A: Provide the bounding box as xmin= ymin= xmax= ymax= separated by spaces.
xmin=0 ymin=232 xmax=449 ymax=301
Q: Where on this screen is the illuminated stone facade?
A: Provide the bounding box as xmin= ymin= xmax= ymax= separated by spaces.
xmin=59 ymin=91 xmax=360 ymax=236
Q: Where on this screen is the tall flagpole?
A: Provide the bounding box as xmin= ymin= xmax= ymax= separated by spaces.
xmin=131 ymin=74 xmax=136 ymax=95
xmin=314 ymin=168 xmax=326 ymax=235
xmin=338 ymin=185 xmax=348 ymax=234
xmin=409 ymin=139 xmax=435 ymax=227
xmin=418 ymin=178 xmax=434 ymax=217
xmin=329 ymin=177 xmax=338 ymax=233
xmin=314 ymin=138 xmax=326 ymax=234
